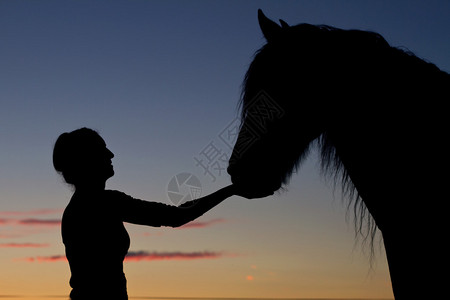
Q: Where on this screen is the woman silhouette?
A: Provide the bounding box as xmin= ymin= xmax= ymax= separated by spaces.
xmin=53 ymin=128 xmax=270 ymax=300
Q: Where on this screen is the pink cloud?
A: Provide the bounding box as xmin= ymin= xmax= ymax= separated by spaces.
xmin=0 ymin=218 xmax=10 ymax=225
xmin=125 ymin=250 xmax=224 ymax=262
xmin=179 ymin=218 xmax=227 ymax=229
xmin=19 ymin=250 xmax=230 ymax=263
xmin=0 ymin=217 xmax=61 ymax=229
xmin=17 ymin=218 xmax=61 ymax=226
xmin=0 ymin=243 xmax=50 ymax=248
xmin=0 ymin=218 xmax=61 ymax=240
xmin=137 ymin=232 xmax=164 ymax=237
xmin=0 ymin=209 xmax=62 ymax=241
xmin=0 ymin=209 xmax=62 ymax=231
xmin=18 ymin=255 xmax=67 ymax=263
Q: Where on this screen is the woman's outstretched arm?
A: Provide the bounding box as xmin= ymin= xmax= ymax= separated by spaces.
xmin=115 ymin=185 xmax=236 ymax=228
xmin=167 ymin=184 xmax=236 ymax=227
xmin=116 ymin=184 xmax=274 ymax=227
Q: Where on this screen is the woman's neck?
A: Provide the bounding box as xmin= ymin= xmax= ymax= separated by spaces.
xmin=75 ymin=181 xmax=106 ymax=193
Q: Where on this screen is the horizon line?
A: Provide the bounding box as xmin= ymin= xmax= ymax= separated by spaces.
xmin=0 ymin=295 xmax=394 ymax=300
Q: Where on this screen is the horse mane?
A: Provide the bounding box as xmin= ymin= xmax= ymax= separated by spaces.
xmin=318 ymin=132 xmax=378 ymax=255
xmin=240 ymin=22 xmax=450 ymax=257
xmin=241 ymin=22 xmax=446 ymax=116
xmin=241 ymin=24 xmax=389 ymax=114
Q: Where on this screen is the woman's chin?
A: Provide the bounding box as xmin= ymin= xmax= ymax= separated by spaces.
xmin=108 ymin=169 xmax=115 ymax=179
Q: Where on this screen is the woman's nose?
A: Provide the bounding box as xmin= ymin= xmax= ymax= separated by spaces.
xmin=107 ymin=148 xmax=114 ymax=158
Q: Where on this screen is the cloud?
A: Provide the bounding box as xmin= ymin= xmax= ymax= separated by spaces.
xmin=0 ymin=243 xmax=50 ymax=248
xmin=0 ymin=218 xmax=61 ymax=227
xmin=179 ymin=218 xmax=227 ymax=229
xmin=17 ymin=255 xmax=67 ymax=263
xmin=136 ymin=231 xmax=164 ymax=237
xmin=1 ymin=214 xmax=223 ymax=229
xmin=18 ymin=250 xmax=230 ymax=263
xmin=0 ymin=209 xmax=62 ymax=238
xmin=0 ymin=215 xmax=61 ymax=240
xmin=125 ymin=250 xmax=224 ymax=262
xmin=17 ymin=218 xmax=61 ymax=226
xmin=3 ymin=214 xmax=227 ymax=229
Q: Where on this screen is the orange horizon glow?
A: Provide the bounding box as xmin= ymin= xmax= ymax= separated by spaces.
xmin=0 ymin=203 xmax=394 ymax=299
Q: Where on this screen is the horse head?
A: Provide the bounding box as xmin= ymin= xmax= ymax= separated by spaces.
xmin=227 ymin=10 xmax=398 ymax=198
xmin=227 ymin=10 xmax=332 ymax=196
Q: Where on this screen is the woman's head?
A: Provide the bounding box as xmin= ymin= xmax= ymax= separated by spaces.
xmin=53 ymin=128 xmax=114 ymax=189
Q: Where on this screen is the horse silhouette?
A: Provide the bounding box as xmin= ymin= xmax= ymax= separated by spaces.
xmin=227 ymin=10 xmax=448 ymax=299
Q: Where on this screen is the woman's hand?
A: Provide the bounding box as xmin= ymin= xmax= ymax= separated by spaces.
xmin=231 ymin=183 xmax=276 ymax=199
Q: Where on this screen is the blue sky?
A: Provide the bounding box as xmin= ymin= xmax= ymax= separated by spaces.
xmin=0 ymin=1 xmax=449 ymax=298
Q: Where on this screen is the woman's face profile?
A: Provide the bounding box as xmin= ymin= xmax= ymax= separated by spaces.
xmin=77 ymin=134 xmax=115 ymax=186
xmin=90 ymin=136 xmax=115 ymax=180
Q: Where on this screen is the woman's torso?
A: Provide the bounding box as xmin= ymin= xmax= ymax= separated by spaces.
xmin=62 ymin=190 xmax=130 ymax=299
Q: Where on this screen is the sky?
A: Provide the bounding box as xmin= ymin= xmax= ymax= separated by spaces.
xmin=1 ymin=0 xmax=449 ymax=299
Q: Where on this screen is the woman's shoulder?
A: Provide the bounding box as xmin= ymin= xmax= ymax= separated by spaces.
xmin=103 ymin=190 xmax=138 ymax=208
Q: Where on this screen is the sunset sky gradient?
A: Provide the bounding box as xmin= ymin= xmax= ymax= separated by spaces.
xmin=1 ymin=1 xmax=449 ymax=299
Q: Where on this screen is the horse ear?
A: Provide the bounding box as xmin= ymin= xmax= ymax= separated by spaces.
xmin=279 ymin=19 xmax=290 ymax=28
xmin=258 ymin=9 xmax=281 ymax=42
